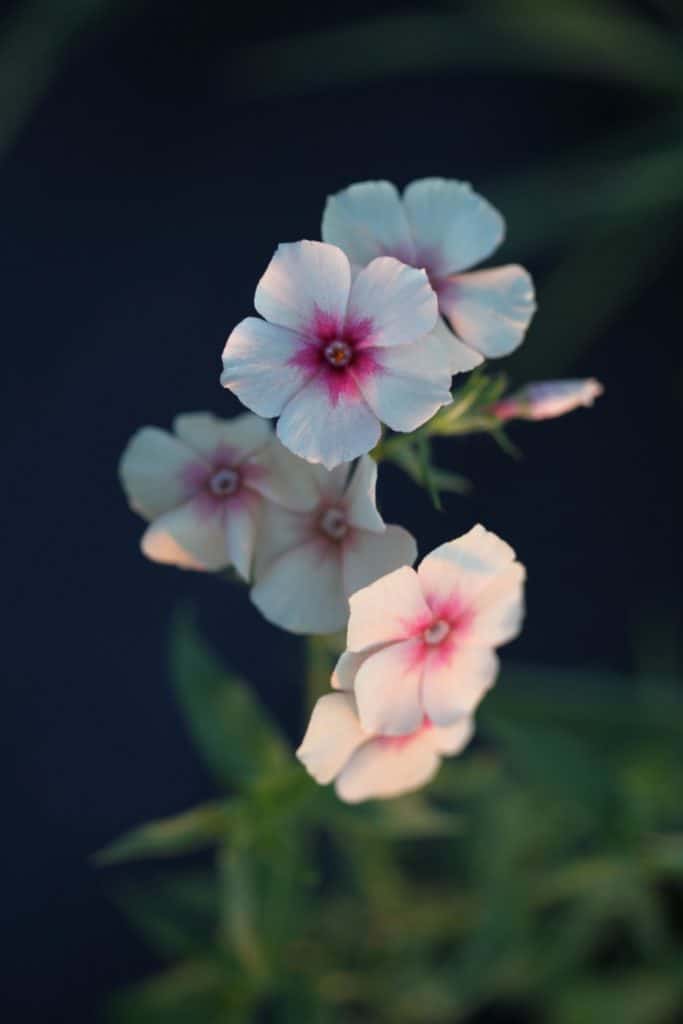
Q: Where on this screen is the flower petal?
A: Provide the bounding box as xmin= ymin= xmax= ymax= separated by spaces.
xmin=418 ymin=524 xmax=518 ymax=610
xmin=343 ymin=456 xmax=384 ymax=533
xmin=348 ymin=256 xmax=438 ymax=348
xmin=402 ymin=178 xmax=504 ymax=275
xmin=347 ymin=565 xmax=430 ymax=652
xmin=251 ymin=502 xmax=311 ymax=578
xmin=321 ymin=180 xmax=416 ymax=267
xmin=332 ymin=648 xmax=374 ymax=691
xmin=119 ymin=427 xmax=203 ymax=520
xmin=173 ymin=411 xmax=271 ymax=460
xmin=221 ymin=317 xmax=313 ymax=418
xmin=423 ymin=646 xmax=499 ymax=724
xmin=336 ymin=732 xmax=439 ymax=803
xmin=430 ymin=715 xmax=475 ymax=756
xmin=254 ymin=240 xmax=351 ymax=334
xmin=141 ymin=501 xmax=228 ymax=571
xmin=224 ymin=496 xmax=260 ymax=581
xmin=342 ymin=525 xmax=417 ymax=599
xmin=297 ymin=693 xmax=366 ymax=785
xmin=276 ymin=374 xmax=381 ymax=470
xmin=245 ymin=439 xmax=320 ymax=511
xmin=355 ymin=334 xmax=452 ymax=433
xmin=250 ymin=538 xmax=347 ymax=634
xmin=440 ymin=265 xmax=536 ymax=359
xmin=470 ymin=563 xmax=526 ymax=646
xmin=354 ymin=638 xmax=425 ymax=736
xmin=431 ymin=317 xmax=485 ymax=375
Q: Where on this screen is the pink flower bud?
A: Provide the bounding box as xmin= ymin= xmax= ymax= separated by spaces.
xmin=491 ymin=378 xmax=604 ymax=422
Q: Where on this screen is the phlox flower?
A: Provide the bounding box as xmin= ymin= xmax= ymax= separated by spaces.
xmin=333 ymin=525 xmax=525 ymax=736
xmin=322 ymin=177 xmax=536 ymax=368
xmin=250 ymin=455 xmax=416 ymax=635
xmin=119 ymin=412 xmax=309 ymax=578
xmin=221 ymin=240 xmax=453 ymax=470
xmin=492 ymin=378 xmax=604 ymax=422
xmin=297 ymin=691 xmax=473 ymax=803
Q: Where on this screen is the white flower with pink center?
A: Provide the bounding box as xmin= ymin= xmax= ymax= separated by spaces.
xmin=492 ymin=378 xmax=604 ymax=422
xmin=221 ymin=240 xmax=453 ymax=470
xmin=250 ymin=456 xmax=417 ymax=635
xmin=297 ymin=692 xmax=474 ymax=803
xmin=333 ymin=524 xmax=525 ymax=736
xmin=322 ymin=178 xmax=536 ymax=369
xmin=119 ymin=412 xmax=310 ymax=579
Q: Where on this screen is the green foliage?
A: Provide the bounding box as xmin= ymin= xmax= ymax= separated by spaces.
xmin=103 ymin=621 xmax=683 ymax=1023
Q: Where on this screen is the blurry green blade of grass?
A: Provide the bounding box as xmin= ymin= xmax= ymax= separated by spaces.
xmin=224 ymin=3 xmax=683 ymax=101
xmin=503 ymin=214 xmax=682 ymax=380
xmin=0 ymin=0 xmax=143 ymax=161
xmin=104 ymin=958 xmax=247 ymax=1024
xmin=550 ymin=967 xmax=683 ymax=1024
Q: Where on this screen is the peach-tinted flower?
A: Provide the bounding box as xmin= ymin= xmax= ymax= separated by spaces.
xmin=323 ymin=178 xmax=536 ymax=368
xmin=119 ymin=412 xmax=308 ymax=578
xmin=297 ymin=691 xmax=473 ymax=803
xmin=250 ymin=456 xmax=416 ymax=635
xmin=334 ymin=525 xmax=525 ymax=735
xmin=221 ymin=240 xmax=452 ymax=470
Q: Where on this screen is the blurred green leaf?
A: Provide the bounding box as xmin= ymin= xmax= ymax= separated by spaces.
xmin=95 ymin=802 xmax=235 ymax=865
xmin=105 ymin=958 xmax=247 ymax=1024
xmin=552 ymin=968 xmax=683 ymax=1024
xmin=112 ymin=870 xmax=219 ymax=960
xmin=169 ymin=610 xmax=289 ymax=790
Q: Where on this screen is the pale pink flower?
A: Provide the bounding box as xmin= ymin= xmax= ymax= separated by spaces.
xmin=119 ymin=412 xmax=309 ymax=578
xmin=492 ymin=378 xmax=604 ymax=422
xmin=250 ymin=456 xmax=416 ymax=635
xmin=221 ymin=240 xmax=452 ymax=470
xmin=297 ymin=691 xmax=473 ymax=803
xmin=333 ymin=525 xmax=525 ymax=736
xmin=322 ymin=178 xmax=536 ymax=369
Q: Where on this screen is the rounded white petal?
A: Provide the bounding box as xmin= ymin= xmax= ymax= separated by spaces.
xmin=119 ymin=427 xmax=202 ymax=520
xmin=224 ymin=498 xmax=260 ymax=581
xmin=418 ymin=524 xmax=518 ymax=608
xmin=173 ymin=411 xmax=271 ymax=460
xmin=296 ymin=692 xmax=367 ymax=785
xmin=245 ymin=439 xmax=320 ymax=511
xmin=429 ymin=715 xmax=475 ymax=756
xmin=343 ymin=456 xmax=384 ymax=533
xmin=423 ymin=646 xmax=499 ymax=724
xmin=332 ymin=648 xmax=375 ymax=691
xmin=251 ymin=502 xmax=311 ymax=578
xmin=347 ymin=565 xmax=430 ymax=652
xmin=470 ymin=563 xmax=526 ymax=646
xmin=354 ymin=638 xmax=425 ymax=736
xmin=254 ymin=240 xmax=351 ymax=334
xmin=140 ymin=502 xmax=228 ymax=571
xmin=431 ymin=317 xmax=485 ymax=375
xmin=321 ymin=180 xmax=416 ymax=268
xmin=402 ymin=178 xmax=504 ymax=275
xmin=336 ymin=732 xmax=439 ymax=804
xmin=441 ymin=265 xmax=536 ymax=359
xmin=276 ymin=375 xmax=381 ymax=470
xmin=221 ymin=317 xmax=312 ymax=418
xmin=342 ymin=524 xmax=417 ymax=599
xmin=355 ymin=335 xmax=452 ymax=433
xmin=348 ymin=257 xmax=438 ymax=348
xmin=250 ymin=539 xmax=347 ymax=635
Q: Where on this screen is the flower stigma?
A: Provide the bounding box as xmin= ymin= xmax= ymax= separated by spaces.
xmin=323 ymin=340 xmax=353 ymax=368
xmin=319 ymin=506 xmax=349 ymax=541
xmin=423 ymin=619 xmax=450 ymax=646
xmin=209 ymin=467 xmax=240 ymax=497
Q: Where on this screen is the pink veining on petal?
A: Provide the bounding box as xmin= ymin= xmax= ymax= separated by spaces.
xmin=377 ymin=714 xmax=434 ymax=749
xmin=179 ymin=443 xmax=266 ymax=523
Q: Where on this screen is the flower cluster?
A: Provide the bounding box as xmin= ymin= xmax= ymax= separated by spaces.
xmin=119 ymin=176 xmax=600 ymax=802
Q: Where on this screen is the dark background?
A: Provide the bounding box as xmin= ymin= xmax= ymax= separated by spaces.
xmin=2 ymin=0 xmax=681 ymax=1019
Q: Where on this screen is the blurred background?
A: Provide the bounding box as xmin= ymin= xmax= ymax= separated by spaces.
xmin=2 ymin=0 xmax=682 ymax=1020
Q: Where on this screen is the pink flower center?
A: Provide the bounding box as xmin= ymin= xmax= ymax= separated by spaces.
xmin=319 ymin=506 xmax=348 ymax=541
xmin=323 ymin=339 xmax=353 ymax=368
xmin=423 ymin=619 xmax=450 ymax=646
xmin=208 ymin=467 xmax=240 ymax=498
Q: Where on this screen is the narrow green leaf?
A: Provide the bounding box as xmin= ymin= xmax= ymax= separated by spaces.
xmin=95 ymin=802 xmax=234 ymax=865
xmin=112 ymin=870 xmax=219 ymax=959
xmin=169 ymin=610 xmax=288 ymax=789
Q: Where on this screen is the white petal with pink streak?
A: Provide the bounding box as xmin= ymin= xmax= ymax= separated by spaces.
xmin=440 ymin=265 xmax=536 ymax=359
xmin=322 ymin=180 xmax=416 ymax=268
xmin=221 ymin=317 xmax=312 ymax=418
xmin=347 ymin=565 xmax=430 ymax=652
xmin=347 ymin=257 xmax=438 ymax=348
xmin=336 ymin=731 xmax=439 ymax=804
xmin=254 ymin=240 xmax=351 ymax=334
xmin=403 ymin=178 xmax=505 ymax=276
